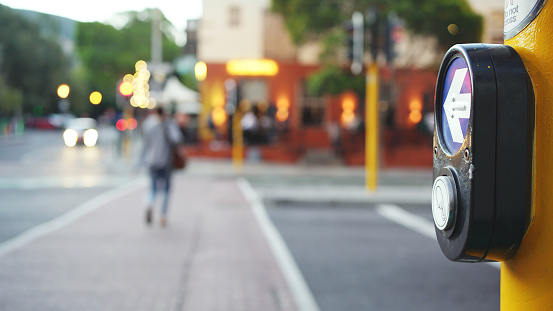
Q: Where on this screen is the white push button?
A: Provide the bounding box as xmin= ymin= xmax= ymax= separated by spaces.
xmin=432 ymin=176 xmax=456 ymax=231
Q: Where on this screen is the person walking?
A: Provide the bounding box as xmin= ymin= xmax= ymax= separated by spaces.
xmin=140 ymin=107 xmax=183 ymax=227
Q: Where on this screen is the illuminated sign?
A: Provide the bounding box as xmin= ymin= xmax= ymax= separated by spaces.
xmin=226 ymin=59 xmax=279 ymax=76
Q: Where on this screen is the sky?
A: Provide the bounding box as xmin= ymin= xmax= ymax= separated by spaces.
xmin=0 ymin=0 xmax=202 ymax=44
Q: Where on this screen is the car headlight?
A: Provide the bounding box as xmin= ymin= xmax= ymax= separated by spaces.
xmin=83 ymin=129 xmax=98 ymax=147
xmin=63 ymin=129 xmax=78 ymax=147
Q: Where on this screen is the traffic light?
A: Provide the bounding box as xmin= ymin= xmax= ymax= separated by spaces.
xmin=345 ymin=12 xmax=364 ymax=75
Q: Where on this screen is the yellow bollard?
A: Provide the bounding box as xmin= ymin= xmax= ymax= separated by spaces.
xmin=502 ymin=1 xmax=553 ymax=309
xmin=232 ymin=109 xmax=243 ymax=172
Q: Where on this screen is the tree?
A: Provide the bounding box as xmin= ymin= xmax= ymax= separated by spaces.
xmin=74 ymin=9 xmax=182 ymax=113
xmin=271 ymin=0 xmax=483 ymax=96
xmin=271 ymin=0 xmax=482 ymax=50
xmin=0 ymin=5 xmax=72 ymax=115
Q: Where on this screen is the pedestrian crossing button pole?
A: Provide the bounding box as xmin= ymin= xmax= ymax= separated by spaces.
xmin=432 ymin=44 xmax=533 ymax=263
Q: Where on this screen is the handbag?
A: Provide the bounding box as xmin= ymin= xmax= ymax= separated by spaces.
xmin=164 ymin=121 xmax=187 ymax=170
xmin=172 ymin=145 xmax=187 ymax=169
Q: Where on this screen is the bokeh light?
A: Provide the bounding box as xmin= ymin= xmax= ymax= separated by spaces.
xmin=135 ymin=60 xmax=147 ymax=72
xmin=448 ymin=24 xmax=459 ymax=35
xmin=211 ymin=107 xmax=227 ymax=126
xmin=341 ymin=95 xmax=357 ymax=128
xmin=195 ymin=61 xmax=207 ymax=81
xmin=89 ymin=91 xmax=102 ymax=105
xmin=276 ymin=96 xmax=290 ymax=122
xmin=63 ymin=129 xmax=78 ymax=147
xmin=119 ymin=81 xmax=133 ymax=96
xmin=83 ymin=129 xmax=98 ymax=147
xmin=57 ymin=84 xmax=70 ymax=99
xmin=116 ymin=119 xmax=128 ymax=131
xmin=127 ymin=118 xmax=137 ymax=130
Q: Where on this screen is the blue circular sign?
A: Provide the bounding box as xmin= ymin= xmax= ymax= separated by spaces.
xmin=440 ymin=57 xmax=472 ymax=154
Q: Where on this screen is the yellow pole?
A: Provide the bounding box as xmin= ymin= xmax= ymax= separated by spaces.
xmin=366 ymin=62 xmax=379 ymax=191
xmin=502 ymin=2 xmax=553 ymax=309
xmin=232 ymin=109 xmax=243 ymax=172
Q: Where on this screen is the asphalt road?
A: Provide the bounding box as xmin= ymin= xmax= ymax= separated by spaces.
xmin=266 ymin=202 xmax=500 ymax=311
xmin=0 ymin=128 xmax=132 ymax=243
xmin=0 ymin=129 xmax=500 ymax=310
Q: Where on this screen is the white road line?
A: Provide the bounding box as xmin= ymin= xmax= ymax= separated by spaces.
xmin=0 ymin=177 xmax=147 ymax=258
xmin=237 ymin=178 xmax=321 ymax=311
xmin=376 ymin=204 xmax=501 ymax=270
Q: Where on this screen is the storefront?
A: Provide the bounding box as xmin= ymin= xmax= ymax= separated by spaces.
xmin=189 ymin=59 xmax=436 ymax=167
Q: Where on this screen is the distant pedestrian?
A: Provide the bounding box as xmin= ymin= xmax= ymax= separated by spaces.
xmin=140 ymin=107 xmax=184 ymax=227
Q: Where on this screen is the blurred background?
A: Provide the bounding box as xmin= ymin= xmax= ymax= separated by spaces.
xmin=0 ymin=0 xmax=504 ymax=310
xmin=0 ymin=0 xmax=505 ymax=167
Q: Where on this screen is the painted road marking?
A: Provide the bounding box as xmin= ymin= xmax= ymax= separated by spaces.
xmin=237 ymin=178 xmax=321 ymax=311
xmin=376 ymin=204 xmax=500 ymax=270
xmin=0 ymin=177 xmax=147 ymax=258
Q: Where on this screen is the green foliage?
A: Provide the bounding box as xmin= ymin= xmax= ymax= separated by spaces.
xmin=0 ymin=5 xmax=71 ymax=115
xmin=271 ymin=0 xmax=482 ymax=49
xmin=178 ymin=72 xmax=198 ymax=92
xmin=395 ymin=0 xmax=483 ymax=49
xmin=75 ymin=9 xmax=182 ymax=112
xmin=272 ymin=0 xmax=483 ymax=96
xmin=0 ymin=82 xmax=23 ymax=115
xmin=307 ymin=65 xmax=365 ymax=96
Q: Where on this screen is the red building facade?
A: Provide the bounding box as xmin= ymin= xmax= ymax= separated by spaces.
xmin=188 ymin=59 xmax=436 ymax=168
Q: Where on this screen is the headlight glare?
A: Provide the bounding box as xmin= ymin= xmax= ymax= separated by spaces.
xmin=83 ymin=129 xmax=98 ymax=147
xmin=63 ymin=129 xmax=78 ymax=147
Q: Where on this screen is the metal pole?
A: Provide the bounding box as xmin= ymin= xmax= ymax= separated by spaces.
xmin=232 ymin=107 xmax=243 ymax=172
xmin=502 ymin=1 xmax=553 ymax=309
xmin=151 ymin=8 xmax=162 ymax=65
xmin=366 ymin=62 xmax=379 ymax=191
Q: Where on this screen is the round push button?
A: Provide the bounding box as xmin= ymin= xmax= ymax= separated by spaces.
xmin=432 ymin=176 xmax=456 ymax=231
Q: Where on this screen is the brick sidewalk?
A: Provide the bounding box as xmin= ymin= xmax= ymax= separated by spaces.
xmin=0 ymin=176 xmax=297 ymax=311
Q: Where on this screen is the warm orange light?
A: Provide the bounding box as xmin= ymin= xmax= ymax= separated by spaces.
xmin=127 ymin=118 xmax=137 ymax=130
xmin=57 ymin=84 xmax=70 ymax=98
xmin=341 ymin=111 xmax=356 ymax=126
xmin=119 ymin=81 xmax=133 ymax=96
xmin=342 ymin=98 xmax=356 ymax=111
xmin=212 ymin=90 xmax=225 ymax=108
xmin=89 ymin=91 xmax=102 ymax=105
xmin=408 ymin=97 xmax=423 ymax=125
xmin=226 ymin=59 xmax=279 ymax=76
xmin=276 ymin=109 xmax=289 ymax=122
xmin=341 ymin=95 xmax=357 ymax=127
xmin=211 ymin=107 xmax=227 ymax=126
xmin=409 ymin=98 xmax=423 ymax=111
xmin=409 ymin=110 xmax=423 ymax=124
xmin=277 ymin=97 xmax=289 ymax=109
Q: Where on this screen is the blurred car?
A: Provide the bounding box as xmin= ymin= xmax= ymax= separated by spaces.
xmin=25 ymin=117 xmax=57 ymax=129
xmin=63 ymin=118 xmax=98 ymax=147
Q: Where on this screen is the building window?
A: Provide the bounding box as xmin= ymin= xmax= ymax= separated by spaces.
xmin=229 ymin=6 xmax=240 ymax=27
xmin=300 ymin=81 xmax=325 ymax=127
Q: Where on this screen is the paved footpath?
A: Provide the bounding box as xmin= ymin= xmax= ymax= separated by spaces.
xmin=0 ymin=175 xmax=299 ymax=311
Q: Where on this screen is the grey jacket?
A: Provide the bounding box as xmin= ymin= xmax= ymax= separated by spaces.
xmin=141 ymin=114 xmax=183 ymax=170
